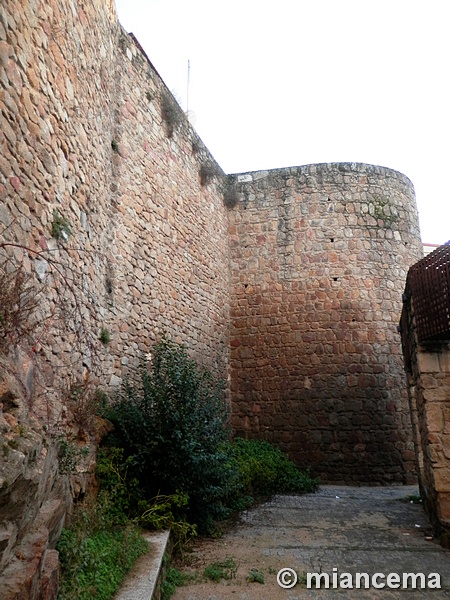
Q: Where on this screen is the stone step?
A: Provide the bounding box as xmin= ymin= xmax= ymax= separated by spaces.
xmin=114 ymin=530 xmax=171 ymax=600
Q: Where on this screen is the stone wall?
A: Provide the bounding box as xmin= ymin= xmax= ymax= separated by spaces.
xmin=0 ymin=0 xmax=229 ymax=596
xmin=0 ymin=0 xmax=429 ymax=594
xmin=401 ymin=244 xmax=450 ymax=545
xmin=228 ymin=163 xmax=423 ymax=483
xmin=0 ymin=0 xmax=230 ymax=386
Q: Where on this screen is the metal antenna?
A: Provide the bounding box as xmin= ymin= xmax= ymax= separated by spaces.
xmin=186 ymin=59 xmax=190 ymax=116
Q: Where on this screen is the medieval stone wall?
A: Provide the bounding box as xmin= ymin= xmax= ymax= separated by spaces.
xmin=228 ymin=163 xmax=423 ymax=483
xmin=0 ymin=0 xmax=429 ymax=595
xmin=0 ymin=0 xmax=230 ymax=395
xmin=0 ymin=1 xmax=229 ymax=596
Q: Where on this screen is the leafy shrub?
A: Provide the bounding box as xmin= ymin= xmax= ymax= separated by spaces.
xmin=102 ymin=338 xmax=318 ymax=536
xmin=226 ymin=437 xmax=318 ymax=500
xmin=105 ymin=336 xmax=231 ymax=532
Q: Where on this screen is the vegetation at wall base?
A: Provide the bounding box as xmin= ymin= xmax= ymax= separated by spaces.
xmin=104 ymin=336 xmax=231 ymax=533
xmin=57 ymin=493 xmax=148 ymax=600
xmin=160 ymin=565 xmax=200 ymax=600
xmin=99 ymin=337 xmax=318 ymax=539
xmin=56 ymin=338 xmax=318 ymax=600
xmin=226 ymin=437 xmax=318 ymax=500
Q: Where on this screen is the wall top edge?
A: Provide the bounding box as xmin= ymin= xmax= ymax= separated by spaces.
xmin=230 ymin=162 xmax=415 ymax=189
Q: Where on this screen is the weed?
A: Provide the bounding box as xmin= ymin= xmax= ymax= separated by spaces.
xmin=401 ymin=493 xmax=422 ymax=504
xmin=223 ymin=184 xmax=239 ymax=208
xmin=65 ymin=379 xmax=108 ymax=434
xmin=368 ymin=194 xmax=399 ymax=226
xmin=57 ymin=436 xmax=89 ymax=474
xmin=191 ymin=138 xmax=202 ymax=155
xmin=199 ymin=161 xmax=221 ymax=187
xmin=136 ymin=492 xmax=197 ymax=549
xmin=95 ymin=446 xmax=142 ymax=523
xmin=297 ymin=571 xmax=308 ymax=585
xmin=0 ymin=236 xmax=102 ymax=385
xmin=51 ymin=210 xmax=71 ymax=241
xmin=7 ymin=439 xmax=18 ymax=449
xmin=161 ymin=92 xmax=183 ymax=138
xmin=246 ymin=568 xmax=265 ymax=584
xmin=204 ymin=558 xmax=237 ymax=582
xmin=160 ymin=565 xmax=199 ymax=600
xmin=96 ymin=448 xmax=196 ymax=547
xmin=99 ymin=327 xmax=111 ymax=345
xmin=111 ymin=139 xmax=119 ymax=153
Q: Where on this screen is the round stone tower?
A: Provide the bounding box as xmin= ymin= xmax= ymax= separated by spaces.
xmin=228 ymin=162 xmax=422 ymax=484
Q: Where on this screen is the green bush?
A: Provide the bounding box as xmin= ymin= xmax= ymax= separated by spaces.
xmin=95 ymin=446 xmax=143 ymax=523
xmin=103 ymin=337 xmax=318 ymax=535
xmin=226 ymin=437 xmax=318 ymax=500
xmin=95 ymin=447 xmax=197 ymax=548
xmin=106 ymin=336 xmax=231 ymax=532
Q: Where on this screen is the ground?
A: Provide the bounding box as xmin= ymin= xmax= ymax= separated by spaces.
xmin=170 ymin=485 xmax=450 ymax=599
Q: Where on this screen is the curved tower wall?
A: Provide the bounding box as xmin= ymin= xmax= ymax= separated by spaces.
xmin=228 ymin=163 xmax=423 ymax=483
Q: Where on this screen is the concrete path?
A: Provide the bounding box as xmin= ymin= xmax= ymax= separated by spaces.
xmin=172 ymin=485 xmax=450 ymax=599
xmin=115 ymin=530 xmax=170 ymax=600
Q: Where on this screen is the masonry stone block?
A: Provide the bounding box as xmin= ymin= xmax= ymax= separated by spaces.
xmin=426 ymin=405 xmax=445 ymax=433
xmin=423 ymin=387 xmax=450 ymax=403
xmin=417 ymin=352 xmax=441 ymax=374
xmin=437 ymin=492 xmax=450 ymax=525
xmin=433 ymin=468 xmax=450 ymax=493
xmin=439 ymin=350 xmax=450 ymax=373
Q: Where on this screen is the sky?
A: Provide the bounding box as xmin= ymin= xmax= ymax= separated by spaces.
xmin=115 ymin=0 xmax=449 ymax=245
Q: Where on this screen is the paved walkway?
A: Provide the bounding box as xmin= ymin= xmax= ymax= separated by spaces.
xmin=172 ymin=485 xmax=450 ymax=599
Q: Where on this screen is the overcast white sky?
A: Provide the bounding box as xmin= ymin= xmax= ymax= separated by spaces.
xmin=115 ymin=0 xmax=449 ymax=245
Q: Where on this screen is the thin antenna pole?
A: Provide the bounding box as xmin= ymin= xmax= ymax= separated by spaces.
xmin=186 ymin=59 xmax=190 ymax=116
